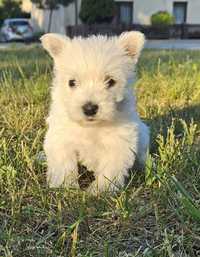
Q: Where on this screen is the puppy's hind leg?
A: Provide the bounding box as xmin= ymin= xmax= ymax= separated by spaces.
xmin=138 ymin=122 xmax=150 ymax=166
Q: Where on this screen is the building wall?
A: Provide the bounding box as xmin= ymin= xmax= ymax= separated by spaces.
xmin=134 ymin=0 xmax=170 ymax=24
xmin=172 ymin=0 xmax=200 ymax=24
xmin=64 ymin=0 xmax=82 ymax=26
xmin=134 ymin=0 xmax=200 ymax=25
xmin=31 ymin=0 xmax=200 ymax=33
xmin=31 ymin=4 xmax=66 ymax=33
xmin=31 ymin=0 xmax=82 ymax=33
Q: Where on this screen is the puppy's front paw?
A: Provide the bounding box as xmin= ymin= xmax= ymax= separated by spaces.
xmin=47 ymin=169 xmax=79 ymax=189
xmin=87 ymin=175 xmax=121 ymax=195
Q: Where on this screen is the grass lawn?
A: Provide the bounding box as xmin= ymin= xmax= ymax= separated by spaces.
xmin=0 ymin=46 xmax=200 ymax=257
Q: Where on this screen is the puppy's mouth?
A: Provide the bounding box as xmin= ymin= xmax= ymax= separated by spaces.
xmin=86 ymin=117 xmax=96 ymax=122
xmin=85 ymin=117 xmax=99 ymax=124
xmin=78 ymin=117 xmax=99 ymax=127
xmin=83 ymin=116 xmax=101 ymax=124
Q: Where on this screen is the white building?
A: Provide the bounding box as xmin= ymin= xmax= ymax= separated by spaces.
xmin=116 ymin=0 xmax=200 ymax=25
xmin=30 ymin=0 xmax=82 ymax=33
xmin=29 ymin=0 xmax=200 ymax=33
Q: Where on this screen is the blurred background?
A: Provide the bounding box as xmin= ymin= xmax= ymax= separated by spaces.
xmin=1 ymin=0 xmax=200 ymax=43
xmin=1 ymin=1 xmax=200 ymax=256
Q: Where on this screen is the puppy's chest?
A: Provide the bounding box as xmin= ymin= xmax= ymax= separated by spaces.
xmin=75 ymin=125 xmax=122 ymax=171
xmin=76 ymin=129 xmax=104 ymax=171
xmin=73 ymin=124 xmax=134 ymax=171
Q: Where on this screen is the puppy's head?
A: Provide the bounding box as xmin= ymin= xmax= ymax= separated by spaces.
xmin=41 ymin=32 xmax=145 ymax=124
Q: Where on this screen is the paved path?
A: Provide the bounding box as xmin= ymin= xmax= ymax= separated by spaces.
xmin=0 ymin=43 xmax=8 ymax=49
xmin=0 ymin=40 xmax=200 ymax=50
xmin=0 ymin=42 xmax=38 ymax=49
xmin=145 ymin=39 xmax=200 ymax=50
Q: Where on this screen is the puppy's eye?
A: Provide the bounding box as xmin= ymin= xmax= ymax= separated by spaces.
xmin=105 ymin=77 xmax=116 ymax=88
xmin=69 ymin=79 xmax=76 ymax=88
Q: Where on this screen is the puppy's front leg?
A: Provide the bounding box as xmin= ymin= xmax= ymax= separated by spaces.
xmin=88 ymin=147 xmax=136 ymax=194
xmin=44 ymin=141 xmax=78 ymax=188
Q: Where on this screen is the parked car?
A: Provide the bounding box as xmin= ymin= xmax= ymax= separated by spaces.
xmin=0 ymin=18 xmax=34 ymax=42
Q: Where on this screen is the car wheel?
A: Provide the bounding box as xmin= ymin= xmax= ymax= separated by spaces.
xmin=1 ymin=34 xmax=8 ymax=43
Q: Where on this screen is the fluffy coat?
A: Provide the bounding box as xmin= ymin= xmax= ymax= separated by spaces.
xmin=41 ymin=32 xmax=149 ymax=193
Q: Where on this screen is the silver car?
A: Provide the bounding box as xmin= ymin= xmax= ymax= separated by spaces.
xmin=0 ymin=18 xmax=34 ymax=42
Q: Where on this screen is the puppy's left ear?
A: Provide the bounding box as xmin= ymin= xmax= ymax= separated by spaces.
xmin=40 ymin=33 xmax=70 ymax=59
xmin=119 ymin=31 xmax=145 ymax=62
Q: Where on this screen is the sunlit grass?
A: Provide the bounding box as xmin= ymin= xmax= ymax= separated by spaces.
xmin=0 ymin=47 xmax=200 ymax=256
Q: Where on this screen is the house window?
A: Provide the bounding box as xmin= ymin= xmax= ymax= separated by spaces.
xmin=116 ymin=2 xmax=133 ymax=25
xmin=173 ymin=2 xmax=187 ymax=24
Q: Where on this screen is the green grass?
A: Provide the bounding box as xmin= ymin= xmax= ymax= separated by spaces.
xmin=0 ymin=45 xmax=200 ymax=257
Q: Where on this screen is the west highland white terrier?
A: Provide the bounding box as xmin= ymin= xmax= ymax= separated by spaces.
xmin=41 ymin=31 xmax=149 ymax=194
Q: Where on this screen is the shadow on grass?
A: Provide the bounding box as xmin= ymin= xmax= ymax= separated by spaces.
xmin=147 ymin=103 xmax=200 ymax=153
xmin=77 ymin=104 xmax=200 ymax=190
xmin=126 ymin=103 xmax=200 ymax=188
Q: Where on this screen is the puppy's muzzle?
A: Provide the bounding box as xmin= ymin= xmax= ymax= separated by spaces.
xmin=82 ymin=102 xmax=99 ymax=117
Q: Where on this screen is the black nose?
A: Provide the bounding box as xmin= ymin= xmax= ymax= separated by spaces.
xmin=82 ymin=102 xmax=99 ymax=116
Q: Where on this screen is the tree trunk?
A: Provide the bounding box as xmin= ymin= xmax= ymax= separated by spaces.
xmin=74 ymin=0 xmax=78 ymax=26
xmin=48 ymin=8 xmax=53 ymax=32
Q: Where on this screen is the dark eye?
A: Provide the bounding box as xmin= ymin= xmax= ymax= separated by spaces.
xmin=106 ymin=77 xmax=116 ymax=88
xmin=69 ymin=79 xmax=76 ymax=88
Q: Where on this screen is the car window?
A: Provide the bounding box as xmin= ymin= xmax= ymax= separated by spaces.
xmin=9 ymin=21 xmax=29 ymax=26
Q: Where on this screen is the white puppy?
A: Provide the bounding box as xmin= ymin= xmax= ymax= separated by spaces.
xmin=41 ymin=32 xmax=149 ymax=193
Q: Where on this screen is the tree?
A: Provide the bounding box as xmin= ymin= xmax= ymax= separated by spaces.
xmin=31 ymin=0 xmax=74 ymax=32
xmin=74 ymin=0 xmax=78 ymax=26
xmin=79 ymin=0 xmax=115 ymax=25
xmin=0 ymin=0 xmax=30 ymax=25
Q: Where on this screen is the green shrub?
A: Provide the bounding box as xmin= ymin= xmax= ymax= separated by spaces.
xmin=79 ymin=0 xmax=115 ymax=24
xmin=151 ymin=11 xmax=174 ymax=26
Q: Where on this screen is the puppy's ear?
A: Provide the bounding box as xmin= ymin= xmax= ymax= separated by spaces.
xmin=40 ymin=33 xmax=69 ymax=58
xmin=119 ymin=31 xmax=145 ymax=62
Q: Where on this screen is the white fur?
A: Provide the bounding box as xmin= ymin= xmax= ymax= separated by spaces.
xmin=41 ymin=32 xmax=149 ymax=194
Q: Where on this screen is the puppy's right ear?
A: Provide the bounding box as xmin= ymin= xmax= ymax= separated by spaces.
xmin=40 ymin=33 xmax=69 ymax=58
